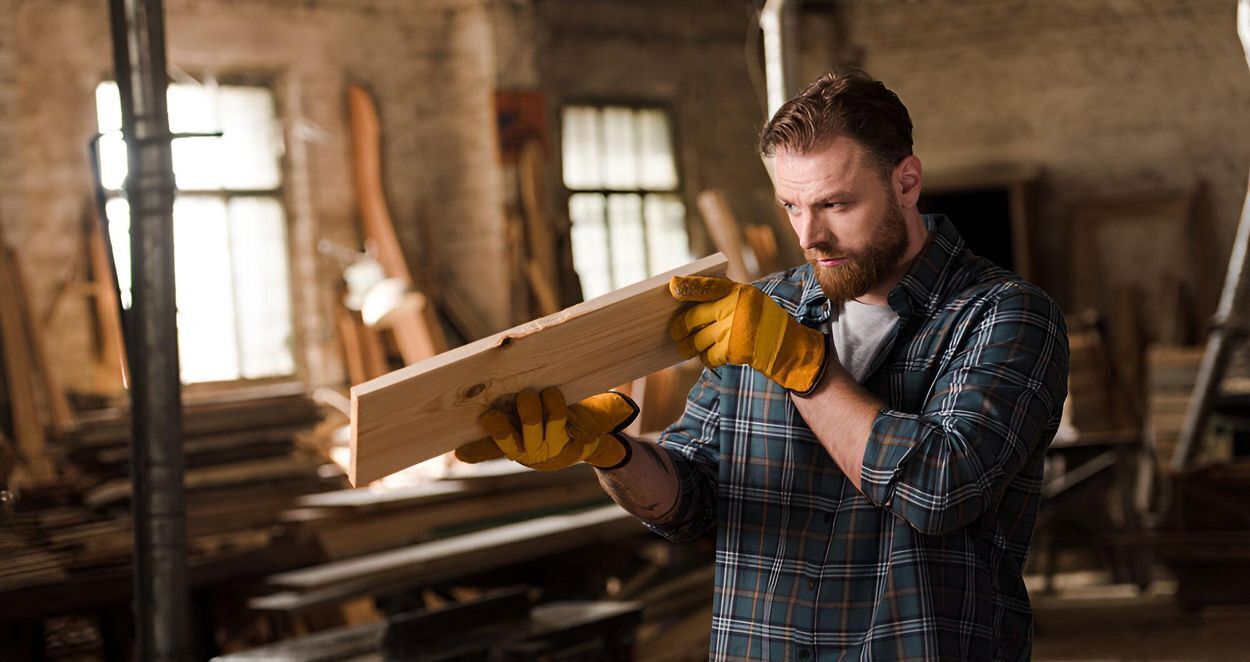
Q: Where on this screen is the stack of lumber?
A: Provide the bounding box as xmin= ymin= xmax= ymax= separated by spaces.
xmin=0 ymin=385 xmax=341 ymax=620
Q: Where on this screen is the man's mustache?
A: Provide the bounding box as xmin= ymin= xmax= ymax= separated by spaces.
xmin=805 ymin=247 xmax=850 ymax=261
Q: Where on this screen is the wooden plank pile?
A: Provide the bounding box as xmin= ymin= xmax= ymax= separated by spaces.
xmin=0 ymin=385 xmax=342 ymax=621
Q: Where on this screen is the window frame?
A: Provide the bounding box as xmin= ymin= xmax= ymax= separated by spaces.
xmin=95 ymin=73 xmax=304 ymax=391
xmin=556 ymin=98 xmax=691 ymax=298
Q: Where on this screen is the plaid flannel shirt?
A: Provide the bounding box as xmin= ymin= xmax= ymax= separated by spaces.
xmin=647 ymin=215 xmax=1069 ymax=661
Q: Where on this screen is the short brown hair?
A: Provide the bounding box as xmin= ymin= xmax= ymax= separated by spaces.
xmin=759 ymin=69 xmax=913 ymax=176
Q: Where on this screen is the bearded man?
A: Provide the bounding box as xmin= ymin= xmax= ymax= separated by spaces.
xmin=459 ymin=70 xmax=1069 ymax=661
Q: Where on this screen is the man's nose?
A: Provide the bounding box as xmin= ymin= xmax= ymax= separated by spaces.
xmin=794 ymin=213 xmax=828 ymax=250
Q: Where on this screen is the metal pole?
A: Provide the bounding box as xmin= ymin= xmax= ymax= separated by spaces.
xmin=106 ymin=0 xmax=188 ymax=659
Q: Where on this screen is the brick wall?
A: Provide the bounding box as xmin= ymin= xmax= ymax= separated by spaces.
xmin=6 ymin=0 xmax=507 ymax=390
xmin=0 ymin=0 xmax=20 ymax=245
xmin=810 ymin=0 xmax=1250 ymax=306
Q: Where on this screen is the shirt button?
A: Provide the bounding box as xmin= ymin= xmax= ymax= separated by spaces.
xmin=800 ymin=650 xmax=811 ymax=659
xmin=824 ymin=513 xmax=833 ymax=524
xmin=807 ymin=579 xmax=816 ymax=590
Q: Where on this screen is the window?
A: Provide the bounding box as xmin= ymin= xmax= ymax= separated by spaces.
xmin=561 ymin=105 xmax=691 ymax=300
xmin=95 ymin=81 xmax=295 ymax=384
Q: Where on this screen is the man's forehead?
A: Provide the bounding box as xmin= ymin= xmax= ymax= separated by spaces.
xmin=772 ymin=138 xmax=869 ymax=192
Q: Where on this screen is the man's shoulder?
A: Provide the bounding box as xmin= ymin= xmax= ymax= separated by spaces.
xmin=944 ymin=254 xmax=1063 ymax=327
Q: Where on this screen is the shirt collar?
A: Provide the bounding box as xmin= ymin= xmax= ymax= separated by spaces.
xmin=795 ymin=214 xmax=965 ymax=325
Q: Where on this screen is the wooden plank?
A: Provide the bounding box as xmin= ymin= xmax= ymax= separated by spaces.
xmin=519 ymin=139 xmax=560 ymax=315
xmin=86 ymin=203 xmax=128 ymax=393
xmin=310 ymin=480 xmax=608 ymax=560
xmin=10 ymin=254 xmax=75 ymax=434
xmin=0 ymin=245 xmax=52 ymax=479
xmin=348 ymin=253 xmax=727 ymax=485
xmin=251 ymin=505 xmax=641 ymax=612
xmin=696 ymin=190 xmax=750 ymax=282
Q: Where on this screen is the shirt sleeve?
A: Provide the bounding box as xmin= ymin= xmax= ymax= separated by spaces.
xmin=643 ymin=368 xmax=722 ymax=542
xmin=859 ymin=283 xmax=1069 ymax=536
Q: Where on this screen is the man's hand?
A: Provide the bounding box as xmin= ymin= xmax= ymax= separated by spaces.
xmin=455 ymin=387 xmax=639 ymax=471
xmin=669 ymin=275 xmax=827 ymax=392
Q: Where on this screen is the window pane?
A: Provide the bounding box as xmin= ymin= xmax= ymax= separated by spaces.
xmin=97 ymin=131 xmax=128 ymax=191
xmin=637 ymin=110 xmax=678 ymax=190
xmin=173 ymin=197 xmax=241 ymax=383
xmin=172 ymin=136 xmax=225 ymax=189
xmin=607 ymin=193 xmax=646 ymax=288
xmin=167 ymin=84 xmax=217 ymax=134
xmin=103 ymin=198 xmax=132 ymax=309
xmin=569 ymin=193 xmax=611 ymax=299
xmin=645 ymin=194 xmax=690 ymax=274
xmin=228 ymin=197 xmax=295 ymax=378
xmin=561 ymin=106 xmax=601 ymax=189
xmin=220 ymin=86 xmax=282 ymax=190
xmin=96 ymin=82 xmax=122 ymax=133
xmin=601 ymin=107 xmax=638 ymax=190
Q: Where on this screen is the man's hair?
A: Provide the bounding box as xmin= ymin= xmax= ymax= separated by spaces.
xmin=758 ymin=69 xmax=913 ymax=177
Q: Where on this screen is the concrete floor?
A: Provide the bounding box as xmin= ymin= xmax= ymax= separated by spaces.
xmin=1030 ymin=572 xmax=1249 ymax=661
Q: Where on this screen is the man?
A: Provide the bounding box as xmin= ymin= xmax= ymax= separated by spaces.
xmin=458 ymin=69 xmax=1069 ymax=660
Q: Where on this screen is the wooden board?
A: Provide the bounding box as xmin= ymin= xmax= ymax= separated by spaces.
xmin=349 ymin=253 xmax=727 ymax=485
xmin=696 ymin=190 xmax=750 ymax=282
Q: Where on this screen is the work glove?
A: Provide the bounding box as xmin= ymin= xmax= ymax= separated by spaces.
xmin=669 ymin=275 xmax=827 ymax=393
xmin=455 ymin=387 xmax=639 ymax=471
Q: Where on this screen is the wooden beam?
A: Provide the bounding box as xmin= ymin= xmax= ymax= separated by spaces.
xmin=696 ymin=190 xmax=750 ymax=282
xmin=348 ymin=253 xmax=728 ymax=485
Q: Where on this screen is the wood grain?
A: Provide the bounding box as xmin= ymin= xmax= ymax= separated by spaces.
xmin=349 ymin=253 xmax=727 ymax=485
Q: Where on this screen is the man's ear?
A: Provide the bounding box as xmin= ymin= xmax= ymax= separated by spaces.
xmin=892 ymin=155 xmax=922 ymax=209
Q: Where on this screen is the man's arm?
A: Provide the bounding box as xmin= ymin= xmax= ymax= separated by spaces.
xmin=789 ymin=359 xmax=883 ymax=491
xmin=608 ymin=369 xmax=723 ymax=542
xmin=594 ymin=435 xmax=682 ymax=524
xmin=795 ymin=285 xmax=1069 ymax=536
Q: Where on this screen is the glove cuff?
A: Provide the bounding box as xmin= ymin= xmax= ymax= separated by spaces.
xmin=588 ymin=433 xmax=633 ymax=470
xmin=773 ymin=324 xmax=829 ymax=394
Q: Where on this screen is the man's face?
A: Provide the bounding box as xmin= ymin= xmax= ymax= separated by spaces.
xmin=773 ymin=136 xmax=909 ymax=305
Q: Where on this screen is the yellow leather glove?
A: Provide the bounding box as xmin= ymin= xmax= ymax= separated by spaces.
xmin=454 ymin=387 xmax=639 ymax=471
xmin=669 ymin=275 xmax=827 ymax=393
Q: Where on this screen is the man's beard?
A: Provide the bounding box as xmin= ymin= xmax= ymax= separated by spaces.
xmin=807 ymin=199 xmax=909 ymax=305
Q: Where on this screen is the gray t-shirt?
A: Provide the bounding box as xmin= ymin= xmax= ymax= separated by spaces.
xmin=825 ymin=300 xmax=899 ymax=383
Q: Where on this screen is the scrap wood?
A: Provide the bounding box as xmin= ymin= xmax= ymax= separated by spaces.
xmin=348 ymin=253 xmax=728 ymax=485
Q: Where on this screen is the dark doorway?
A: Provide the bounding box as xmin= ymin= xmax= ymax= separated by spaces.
xmin=918 ymin=187 xmax=1015 ymax=272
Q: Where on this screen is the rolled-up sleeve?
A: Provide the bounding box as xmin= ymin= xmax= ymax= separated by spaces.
xmin=644 ymin=369 xmax=722 ymax=542
xmin=860 ymin=284 xmax=1069 ymax=536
